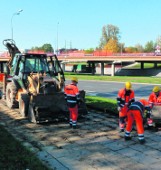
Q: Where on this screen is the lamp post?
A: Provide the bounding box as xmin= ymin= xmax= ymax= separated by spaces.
xmin=57 ymin=22 xmax=59 ymax=55
xmin=11 ymin=9 xmax=23 ymax=40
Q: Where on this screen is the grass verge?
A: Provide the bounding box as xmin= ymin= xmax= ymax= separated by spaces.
xmin=0 ymin=124 xmax=51 ymax=170
xmin=65 ymin=73 xmax=161 ymax=84
xmin=85 ymin=95 xmax=118 ymax=115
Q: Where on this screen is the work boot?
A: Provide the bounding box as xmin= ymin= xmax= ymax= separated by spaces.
xmin=72 ymin=125 xmax=78 ymax=129
xmin=119 ymin=129 xmax=124 ymax=133
xmin=124 ymin=136 xmax=132 ymax=141
xmin=139 ymin=139 xmax=146 ymax=144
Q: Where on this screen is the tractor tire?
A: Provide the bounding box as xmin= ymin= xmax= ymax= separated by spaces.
xmin=6 ymin=82 xmax=18 ymax=109
xmin=19 ymin=94 xmax=29 ymax=118
xmin=28 ymin=104 xmax=36 ymax=123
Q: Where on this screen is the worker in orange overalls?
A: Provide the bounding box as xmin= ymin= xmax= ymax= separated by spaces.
xmin=148 ymin=86 xmax=161 ymax=107
xmin=125 ymin=99 xmax=152 ymax=144
xmin=148 ymin=86 xmax=161 ymax=126
xmin=64 ymin=77 xmax=80 ymax=129
xmin=117 ymin=82 xmax=135 ymax=132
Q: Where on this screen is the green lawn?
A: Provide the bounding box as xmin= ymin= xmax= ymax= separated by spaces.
xmin=65 ymin=73 xmax=161 ymax=84
xmin=125 ymin=63 xmax=161 ymax=69
xmin=0 ymin=125 xmax=51 ymax=170
xmin=85 ymin=96 xmax=117 ymax=115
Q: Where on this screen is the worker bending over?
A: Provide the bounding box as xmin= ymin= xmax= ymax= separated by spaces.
xmin=125 ymin=99 xmax=152 ymax=144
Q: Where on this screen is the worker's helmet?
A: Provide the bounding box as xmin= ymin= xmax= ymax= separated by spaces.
xmin=125 ymin=82 xmax=132 ymax=90
xmin=71 ymin=77 xmax=78 ymax=83
xmin=153 ymin=86 xmax=160 ymax=93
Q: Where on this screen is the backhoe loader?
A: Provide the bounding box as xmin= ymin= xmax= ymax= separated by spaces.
xmin=2 ymin=39 xmax=87 ymax=123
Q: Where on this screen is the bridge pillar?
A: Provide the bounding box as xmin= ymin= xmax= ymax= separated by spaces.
xmin=101 ymin=62 xmax=104 ymax=75
xmin=154 ymin=62 xmax=157 ymax=68
xmin=141 ymin=62 xmax=144 ymax=69
xmin=92 ymin=62 xmax=95 ymax=75
xmin=111 ymin=62 xmax=115 ymax=76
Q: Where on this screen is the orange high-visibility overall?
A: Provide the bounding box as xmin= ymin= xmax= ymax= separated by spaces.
xmin=117 ymin=88 xmax=135 ymax=130
xmin=64 ymin=83 xmax=80 ymax=127
xmin=148 ymin=92 xmax=161 ymax=108
xmin=125 ymin=99 xmax=151 ymax=140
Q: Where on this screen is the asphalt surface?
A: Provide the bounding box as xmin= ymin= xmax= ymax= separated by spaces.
xmin=76 ymin=80 xmax=156 ymax=100
xmin=1 ymin=99 xmax=161 ymax=170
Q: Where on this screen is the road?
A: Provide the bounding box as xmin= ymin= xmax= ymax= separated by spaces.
xmin=72 ymin=80 xmax=156 ymax=100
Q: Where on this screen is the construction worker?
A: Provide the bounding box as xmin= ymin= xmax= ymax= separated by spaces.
xmin=148 ymin=86 xmax=161 ymax=108
xmin=147 ymin=86 xmax=161 ymax=127
xmin=117 ymin=82 xmax=135 ymax=132
xmin=64 ymin=77 xmax=80 ymax=129
xmin=125 ymin=99 xmax=152 ymax=144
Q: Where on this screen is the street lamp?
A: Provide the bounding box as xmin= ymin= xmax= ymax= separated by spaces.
xmin=57 ymin=22 xmax=59 ymax=55
xmin=11 ymin=9 xmax=23 ymax=40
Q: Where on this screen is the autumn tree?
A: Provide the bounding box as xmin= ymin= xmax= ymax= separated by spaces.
xmin=103 ymin=38 xmax=119 ymax=53
xmin=99 ymin=24 xmax=120 ymax=49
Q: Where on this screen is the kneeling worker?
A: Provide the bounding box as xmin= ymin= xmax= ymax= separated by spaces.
xmin=124 ymin=99 xmax=152 ymax=144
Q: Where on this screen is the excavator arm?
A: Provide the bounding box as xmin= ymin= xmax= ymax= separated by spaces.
xmin=3 ymin=39 xmax=21 ymax=69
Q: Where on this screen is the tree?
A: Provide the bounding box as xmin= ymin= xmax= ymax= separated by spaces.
xmin=31 ymin=46 xmax=41 ymax=51
xmin=103 ymin=38 xmax=119 ymax=53
xmin=135 ymin=44 xmax=144 ymax=52
xmin=31 ymin=43 xmax=54 ymax=53
xmin=99 ymin=24 xmax=120 ymax=49
xmin=118 ymin=42 xmax=125 ymax=53
xmin=41 ymin=43 xmax=54 ymax=53
xmin=84 ymin=48 xmax=94 ymax=54
xmin=124 ymin=47 xmax=138 ymax=53
xmin=144 ymin=41 xmax=155 ymax=52
xmin=156 ymin=35 xmax=161 ymax=49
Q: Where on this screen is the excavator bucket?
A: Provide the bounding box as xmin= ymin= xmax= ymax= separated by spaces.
xmin=28 ymin=92 xmax=69 ymax=123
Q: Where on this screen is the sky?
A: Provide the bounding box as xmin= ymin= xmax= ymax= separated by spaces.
xmin=0 ymin=0 xmax=161 ymax=51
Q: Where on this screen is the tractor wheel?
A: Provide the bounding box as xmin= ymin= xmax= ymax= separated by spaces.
xmin=19 ymin=94 xmax=29 ymax=118
xmin=6 ymin=82 xmax=18 ymax=109
xmin=28 ymin=104 xmax=36 ymax=123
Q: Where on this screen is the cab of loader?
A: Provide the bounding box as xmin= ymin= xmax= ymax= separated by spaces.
xmin=2 ymin=39 xmax=87 ymax=123
xmin=3 ymin=39 xmax=65 ymax=92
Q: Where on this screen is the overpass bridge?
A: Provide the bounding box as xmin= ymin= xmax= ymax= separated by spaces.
xmin=0 ymin=52 xmax=161 ymax=76
xmin=57 ymin=54 xmax=161 ymax=76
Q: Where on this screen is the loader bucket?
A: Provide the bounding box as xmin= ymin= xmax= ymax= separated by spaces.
xmin=28 ymin=92 xmax=69 ymax=123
